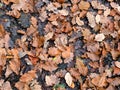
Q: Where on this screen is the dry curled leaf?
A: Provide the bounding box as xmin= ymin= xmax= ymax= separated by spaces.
xmin=95 ymin=33 xmax=105 ymax=42
xmin=45 ymin=75 xmax=59 ymax=86
xmin=65 ymin=72 xmax=75 ymax=88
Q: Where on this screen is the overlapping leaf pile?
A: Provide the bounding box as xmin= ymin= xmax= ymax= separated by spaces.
xmin=0 ymin=0 xmax=120 ymax=89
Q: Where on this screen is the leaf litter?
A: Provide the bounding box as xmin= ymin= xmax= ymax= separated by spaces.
xmin=0 ymin=0 xmax=120 ymax=89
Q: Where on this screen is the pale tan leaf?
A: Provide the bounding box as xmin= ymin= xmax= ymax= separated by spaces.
xmin=76 ymin=16 xmax=84 ymax=26
xmin=65 ymin=72 xmax=75 ymax=88
xmin=87 ymin=12 xmax=96 ymax=28
xmin=59 ymin=9 xmax=69 ymax=16
xmin=115 ymin=61 xmax=120 ymax=68
xmin=45 ymin=75 xmax=59 ymax=86
xmin=95 ymin=33 xmax=105 ymax=42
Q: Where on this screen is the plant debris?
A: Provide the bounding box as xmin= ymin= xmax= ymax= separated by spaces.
xmin=0 ymin=0 xmax=120 ymax=89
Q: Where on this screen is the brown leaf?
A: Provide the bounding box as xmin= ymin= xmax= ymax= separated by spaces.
xmin=0 ymin=24 xmax=6 ymax=38
xmin=6 ymin=9 xmax=21 ymax=18
xmin=20 ymin=70 xmax=36 ymax=83
xmin=65 ymin=72 xmax=75 ymax=88
xmin=1 ymin=81 xmax=12 ymax=90
xmin=48 ymin=47 xmax=61 ymax=56
xmin=106 ymin=85 xmax=115 ymax=90
xmin=61 ymin=22 xmax=72 ymax=33
xmin=79 ymin=10 xmax=87 ymax=18
xmin=113 ymin=67 xmax=120 ymax=75
xmin=87 ymin=52 xmax=99 ymax=61
xmin=55 ymin=34 xmax=68 ymax=51
xmin=28 ymin=55 xmax=39 ymax=65
xmin=0 ymin=48 xmax=6 ymax=66
xmin=62 ymin=47 xmax=71 ymax=59
xmin=78 ymin=1 xmax=90 ymax=10
xmin=76 ymin=58 xmax=88 ymax=76
xmin=32 ymin=35 xmax=44 ymax=48
xmin=91 ymin=73 xmax=107 ymax=87
xmin=57 ymin=0 xmax=65 ymax=4
xmin=107 ymin=77 xmax=120 ymax=86
xmin=69 ymin=68 xmax=80 ymax=80
xmin=76 ymin=16 xmax=84 ymax=26
xmin=89 ymin=61 xmax=99 ymax=69
xmin=11 ymin=0 xmax=34 ymax=13
xmin=15 ymin=82 xmax=25 ymax=90
xmin=111 ymin=49 xmax=120 ymax=60
xmin=30 ymin=80 xmax=42 ymax=90
xmin=1 ymin=0 xmax=19 ymax=5
xmin=5 ymin=65 xmax=12 ymax=78
xmin=39 ymin=61 xmax=58 ymax=72
xmin=45 ymin=75 xmax=59 ymax=86
xmin=71 ymin=4 xmax=78 ymax=12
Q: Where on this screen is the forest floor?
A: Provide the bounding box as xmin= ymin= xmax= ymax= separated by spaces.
xmin=0 ymin=0 xmax=120 ymax=90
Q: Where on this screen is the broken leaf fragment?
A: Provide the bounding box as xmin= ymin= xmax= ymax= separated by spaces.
xmin=65 ymin=72 xmax=75 ymax=88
